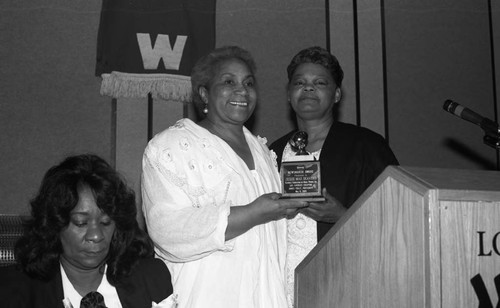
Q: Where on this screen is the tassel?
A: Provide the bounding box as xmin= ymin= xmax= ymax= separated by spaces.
xmin=100 ymin=72 xmax=192 ymax=102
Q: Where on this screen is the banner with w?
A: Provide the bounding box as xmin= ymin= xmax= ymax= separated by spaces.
xmin=95 ymin=0 xmax=216 ymax=102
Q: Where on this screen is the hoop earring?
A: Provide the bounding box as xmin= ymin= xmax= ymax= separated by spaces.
xmin=203 ymin=104 xmax=208 ymax=114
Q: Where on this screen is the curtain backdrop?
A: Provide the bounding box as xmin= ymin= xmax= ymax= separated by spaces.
xmin=95 ymin=0 xmax=216 ymax=102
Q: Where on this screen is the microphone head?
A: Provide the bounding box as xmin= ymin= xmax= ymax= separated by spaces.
xmin=443 ymin=99 xmax=486 ymax=127
xmin=443 ymin=99 xmax=457 ymax=112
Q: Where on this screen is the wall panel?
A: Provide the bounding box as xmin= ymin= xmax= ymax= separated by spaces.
xmin=385 ymin=0 xmax=498 ymax=169
xmin=216 ymin=0 xmax=326 ymax=143
xmin=0 ymin=1 xmax=110 ymax=214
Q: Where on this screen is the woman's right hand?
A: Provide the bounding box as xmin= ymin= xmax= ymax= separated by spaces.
xmin=248 ymin=193 xmax=308 ymax=224
xmin=225 ymin=193 xmax=308 ymax=240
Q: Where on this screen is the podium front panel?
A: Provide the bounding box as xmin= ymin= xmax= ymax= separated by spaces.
xmin=295 ymin=177 xmax=428 ymax=307
xmin=439 ymin=199 xmax=500 ymax=307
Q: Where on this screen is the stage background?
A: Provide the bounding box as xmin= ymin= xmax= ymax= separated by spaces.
xmin=1 ymin=0 xmax=499 ymax=215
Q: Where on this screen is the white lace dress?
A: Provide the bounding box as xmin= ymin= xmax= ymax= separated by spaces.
xmin=142 ymin=118 xmax=288 ymax=308
xmin=282 ymin=143 xmax=321 ymax=307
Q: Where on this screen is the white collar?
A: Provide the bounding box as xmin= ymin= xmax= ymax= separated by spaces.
xmin=60 ymin=263 xmax=122 ymax=308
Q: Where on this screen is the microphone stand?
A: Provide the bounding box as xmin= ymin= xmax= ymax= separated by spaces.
xmin=480 ymin=119 xmax=500 ymax=149
xmin=480 ymin=119 xmax=500 ymax=171
xmin=483 ymin=134 xmax=500 ymax=150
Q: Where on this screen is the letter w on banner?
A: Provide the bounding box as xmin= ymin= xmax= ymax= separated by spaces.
xmin=95 ymin=0 xmax=216 ymax=103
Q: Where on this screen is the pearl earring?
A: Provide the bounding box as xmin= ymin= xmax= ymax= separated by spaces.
xmin=203 ymin=104 xmax=208 ymax=114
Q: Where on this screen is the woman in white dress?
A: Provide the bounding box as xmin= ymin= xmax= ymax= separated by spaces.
xmin=141 ymin=46 xmax=308 ymax=308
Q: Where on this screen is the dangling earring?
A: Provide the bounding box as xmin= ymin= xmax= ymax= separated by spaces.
xmin=203 ymin=103 xmax=208 ymax=114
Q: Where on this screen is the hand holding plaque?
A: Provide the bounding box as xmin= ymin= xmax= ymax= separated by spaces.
xmin=280 ymin=131 xmax=325 ymax=201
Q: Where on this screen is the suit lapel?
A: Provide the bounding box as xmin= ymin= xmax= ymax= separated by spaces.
xmin=34 ymin=267 xmax=65 ymax=308
xmin=116 ymin=276 xmax=147 ymax=308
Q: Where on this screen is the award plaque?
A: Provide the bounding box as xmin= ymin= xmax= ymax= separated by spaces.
xmin=280 ymin=131 xmax=325 ymax=201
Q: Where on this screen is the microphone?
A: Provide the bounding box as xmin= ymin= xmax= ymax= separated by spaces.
xmin=443 ymin=99 xmax=500 ymax=136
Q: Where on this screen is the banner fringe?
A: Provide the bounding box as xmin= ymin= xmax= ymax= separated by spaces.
xmin=100 ymin=72 xmax=192 ymax=102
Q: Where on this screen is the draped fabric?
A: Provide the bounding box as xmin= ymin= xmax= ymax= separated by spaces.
xmin=95 ymin=0 xmax=216 ymax=102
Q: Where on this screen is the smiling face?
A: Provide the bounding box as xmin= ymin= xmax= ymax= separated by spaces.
xmin=288 ymin=62 xmax=341 ymax=122
xmin=200 ymin=58 xmax=257 ymax=126
xmin=59 ymin=185 xmax=115 ymax=272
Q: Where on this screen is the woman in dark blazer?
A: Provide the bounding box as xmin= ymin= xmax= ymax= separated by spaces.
xmin=271 ymin=46 xmax=399 ymax=241
xmin=0 ymin=154 xmax=174 ymax=308
xmin=270 ymin=46 xmax=398 ymax=307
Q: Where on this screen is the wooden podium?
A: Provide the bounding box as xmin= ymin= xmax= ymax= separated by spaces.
xmin=295 ymin=166 xmax=500 ymax=307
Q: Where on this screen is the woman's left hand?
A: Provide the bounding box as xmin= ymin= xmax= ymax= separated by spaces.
xmin=300 ymin=188 xmax=346 ymax=223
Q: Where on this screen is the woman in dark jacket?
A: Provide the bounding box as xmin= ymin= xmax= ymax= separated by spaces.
xmin=0 ymin=154 xmax=174 ymax=308
xmin=270 ymin=46 xmax=398 ymax=307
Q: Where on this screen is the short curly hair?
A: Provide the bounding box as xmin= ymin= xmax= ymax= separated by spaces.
xmin=15 ymin=154 xmax=154 ymax=285
xmin=286 ymin=46 xmax=344 ymax=88
xmin=191 ymin=46 xmax=257 ymax=116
